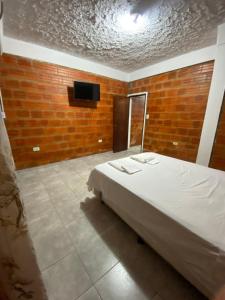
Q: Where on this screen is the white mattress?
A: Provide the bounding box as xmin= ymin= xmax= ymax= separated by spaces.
xmin=87 ymin=153 xmax=225 ymax=298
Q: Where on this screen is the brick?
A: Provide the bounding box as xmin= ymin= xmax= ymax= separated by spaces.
xmin=130 ymin=61 xmax=214 ymax=163
xmin=4 ymin=80 xmax=20 ymax=88
xmin=31 ymin=111 xmax=42 ymax=118
xmin=17 ymin=110 xmax=30 ymax=118
xmin=13 ymin=90 xmax=27 ymax=99
xmin=17 ymin=58 xmax=32 ymax=67
xmin=2 ymin=53 xmax=214 ymax=169
xmin=2 ymin=89 xmax=13 ymax=98
xmin=2 ymin=55 xmax=18 ymax=64
xmin=2 ymin=53 xmax=127 ymax=169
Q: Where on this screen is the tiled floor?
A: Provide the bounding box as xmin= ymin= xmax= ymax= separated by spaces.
xmin=17 ymin=148 xmax=207 ymax=300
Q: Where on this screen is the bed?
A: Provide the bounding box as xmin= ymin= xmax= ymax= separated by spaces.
xmin=87 ymin=152 xmax=225 ymax=299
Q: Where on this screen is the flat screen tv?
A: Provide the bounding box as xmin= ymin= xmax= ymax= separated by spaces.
xmin=73 ymin=81 xmax=100 ymax=101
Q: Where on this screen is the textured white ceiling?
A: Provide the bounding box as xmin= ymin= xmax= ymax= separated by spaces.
xmin=4 ymin=0 xmax=225 ymax=72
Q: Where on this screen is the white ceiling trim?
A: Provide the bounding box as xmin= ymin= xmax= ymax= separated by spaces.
xmin=3 ymin=36 xmax=129 ymax=82
xmin=128 ymin=45 xmax=216 ymax=81
xmin=3 ymin=36 xmax=216 ymax=83
xmin=197 ymin=23 xmax=225 ymax=166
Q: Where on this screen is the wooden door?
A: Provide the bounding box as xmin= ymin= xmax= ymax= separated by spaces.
xmin=113 ymin=96 xmax=129 ymax=152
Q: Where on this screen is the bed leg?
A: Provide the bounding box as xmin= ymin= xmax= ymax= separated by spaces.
xmin=137 ymin=236 xmax=145 ymax=245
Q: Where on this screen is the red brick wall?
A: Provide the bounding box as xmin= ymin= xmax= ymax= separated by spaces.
xmin=129 ymin=61 xmax=214 ymax=162
xmin=0 ymin=54 xmax=128 ymax=169
xmin=210 ymin=93 xmax=225 ymax=171
xmin=130 ymin=96 xmax=145 ymax=146
xmin=1 ymin=53 xmax=215 ymax=169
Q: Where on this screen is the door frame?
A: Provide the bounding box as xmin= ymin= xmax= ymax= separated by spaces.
xmin=127 ymin=92 xmax=148 ymax=151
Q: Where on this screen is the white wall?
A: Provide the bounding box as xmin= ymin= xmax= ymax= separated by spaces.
xmin=128 ymin=45 xmax=216 ymax=81
xmin=197 ymin=23 xmax=225 ymax=166
xmin=3 ymin=37 xmax=129 ymax=82
xmin=3 ymin=36 xmax=216 ymax=83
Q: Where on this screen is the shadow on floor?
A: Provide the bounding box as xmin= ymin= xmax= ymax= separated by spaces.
xmin=80 ymin=196 xmax=208 ymax=300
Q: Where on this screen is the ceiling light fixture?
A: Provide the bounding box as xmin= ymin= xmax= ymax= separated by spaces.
xmin=118 ymin=12 xmax=147 ymax=33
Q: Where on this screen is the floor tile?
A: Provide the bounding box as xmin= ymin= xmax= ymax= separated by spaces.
xmin=41 ymin=175 xmax=62 ymax=188
xmin=42 ymin=251 xmax=92 ymax=300
xmin=73 ymin=184 xmax=94 ymax=200
xmin=156 ymin=274 xmax=207 ymax=300
xmin=66 ymin=214 xmax=100 ymax=250
xmin=104 ymin=222 xmax=206 ymax=300
xmin=27 ymin=209 xmax=62 ymax=239
xmin=21 ymin=187 xmax=49 ymax=205
xmin=78 ymin=234 xmax=119 ymax=282
xmin=18 ymin=181 xmax=45 ymax=196
xmin=33 ymin=222 xmax=73 ymax=270
xmin=61 ymin=170 xmax=84 ymax=186
xmin=16 ymin=169 xmax=39 ymax=182
xmin=67 ymin=199 xmax=120 ymax=251
xmin=77 ymin=287 xmax=101 ymax=300
xmin=98 ymin=218 xmax=138 ymax=260
xmin=152 ymin=295 xmax=163 ymax=300
xmin=79 ymin=197 xmax=120 ymax=233
xmin=95 ymin=263 xmax=156 ymax=300
xmin=24 ymin=198 xmax=53 ymax=224
xmin=78 ymin=170 xmax=92 ymax=181
xmin=49 ymin=189 xmax=78 ymax=206
xmin=54 ymin=199 xmax=83 ymax=226
xmin=44 ymin=179 xmax=69 ymax=198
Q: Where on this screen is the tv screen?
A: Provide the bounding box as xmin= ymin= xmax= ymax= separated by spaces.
xmin=74 ymin=81 xmax=100 ymax=101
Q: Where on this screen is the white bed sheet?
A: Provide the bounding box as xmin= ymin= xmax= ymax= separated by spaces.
xmin=87 ymin=153 xmax=225 ymax=298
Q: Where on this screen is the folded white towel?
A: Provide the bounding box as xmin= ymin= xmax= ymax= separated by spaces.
xmin=108 ymin=159 xmax=142 ymax=174
xmin=147 ymin=159 xmax=160 ymax=165
xmin=130 ymin=153 xmax=160 ymax=165
xmin=108 ymin=161 xmax=124 ymax=172
xmin=130 ymin=153 xmax=154 ymax=162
